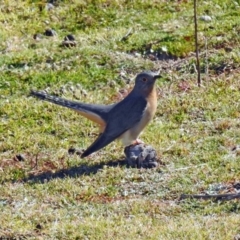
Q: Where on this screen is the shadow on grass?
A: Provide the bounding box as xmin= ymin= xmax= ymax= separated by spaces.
xmin=23 ymin=159 xmax=126 ymax=184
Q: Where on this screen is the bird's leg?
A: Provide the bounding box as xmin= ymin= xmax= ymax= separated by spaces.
xmin=132 ymin=139 xmax=144 ymax=145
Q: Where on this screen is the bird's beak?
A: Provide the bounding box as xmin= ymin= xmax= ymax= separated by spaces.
xmin=153 ymin=74 xmax=162 ymax=80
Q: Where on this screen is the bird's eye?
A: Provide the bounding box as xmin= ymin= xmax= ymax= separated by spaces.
xmin=142 ymin=78 xmax=147 ymax=82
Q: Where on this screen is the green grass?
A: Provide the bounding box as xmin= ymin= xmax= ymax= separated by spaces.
xmin=1 ymin=0 xmax=240 ymax=239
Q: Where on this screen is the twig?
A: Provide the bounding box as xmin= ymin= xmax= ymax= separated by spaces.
xmin=33 ymin=152 xmax=39 ymax=170
xmin=194 ymin=0 xmax=201 ymax=86
xmin=180 ymin=193 xmax=240 ymax=201
xmin=204 ymin=36 xmax=209 ymax=79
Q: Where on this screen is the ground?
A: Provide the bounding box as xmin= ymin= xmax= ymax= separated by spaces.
xmin=0 ymin=0 xmax=240 ymax=239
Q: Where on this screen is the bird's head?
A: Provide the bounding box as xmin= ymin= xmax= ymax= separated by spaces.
xmin=133 ymin=71 xmax=161 ymax=95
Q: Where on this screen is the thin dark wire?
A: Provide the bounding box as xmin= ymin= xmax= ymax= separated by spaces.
xmin=194 ymin=0 xmax=201 ymax=87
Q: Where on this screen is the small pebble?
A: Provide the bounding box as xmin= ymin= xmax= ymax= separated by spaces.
xmin=68 ymin=147 xmax=76 ymax=155
xmin=64 ymin=34 xmax=75 ymax=41
xmin=61 ymin=40 xmax=77 ymax=48
xmin=35 ymin=223 xmax=42 ymax=230
xmin=68 ymin=147 xmax=84 ymax=156
xmin=200 ymin=15 xmax=212 ymax=22
xmin=225 ymin=47 xmax=232 ymax=52
xmin=14 ymin=154 xmax=26 ymax=162
xmin=61 ymin=34 xmax=77 ymax=48
xmin=44 ymin=28 xmax=57 ymax=37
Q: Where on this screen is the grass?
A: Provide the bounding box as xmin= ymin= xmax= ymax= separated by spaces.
xmin=0 ymin=0 xmax=240 ymax=239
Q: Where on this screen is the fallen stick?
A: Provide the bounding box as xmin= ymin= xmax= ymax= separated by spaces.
xmin=180 ymin=193 xmax=240 ymax=201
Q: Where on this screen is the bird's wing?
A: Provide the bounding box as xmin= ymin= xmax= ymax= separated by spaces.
xmin=31 ymin=90 xmax=116 ymax=126
xmin=81 ymin=94 xmax=147 ymax=158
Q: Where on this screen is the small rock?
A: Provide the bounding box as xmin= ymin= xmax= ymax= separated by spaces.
xmin=68 ymin=147 xmax=76 ymax=155
xmin=35 ymin=223 xmax=42 ymax=230
xmin=225 ymin=47 xmax=233 ymax=52
xmin=64 ymin=34 xmax=75 ymax=41
xmin=61 ymin=35 xmax=76 ymax=48
xmin=61 ymin=40 xmax=77 ymax=48
xmin=68 ymin=147 xmax=84 ymax=156
xmin=14 ymin=154 xmax=26 ymax=162
xmin=44 ymin=28 xmax=57 ymax=37
xmin=200 ymin=15 xmax=212 ymax=22
xmin=124 ymin=143 xmax=158 ymax=168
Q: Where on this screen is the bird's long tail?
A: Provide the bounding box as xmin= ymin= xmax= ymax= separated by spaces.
xmin=30 ymin=90 xmax=113 ymax=125
xmin=31 ymin=90 xmax=86 ymax=111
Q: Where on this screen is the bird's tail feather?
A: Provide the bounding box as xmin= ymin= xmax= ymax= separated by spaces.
xmin=31 ymin=90 xmax=86 ymax=111
xmin=30 ymin=90 xmax=113 ymax=123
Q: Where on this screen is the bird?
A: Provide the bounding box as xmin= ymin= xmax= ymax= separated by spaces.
xmin=31 ymin=71 xmax=161 ymax=158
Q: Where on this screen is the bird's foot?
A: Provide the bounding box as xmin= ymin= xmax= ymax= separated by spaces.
xmin=131 ymin=139 xmax=144 ymax=146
